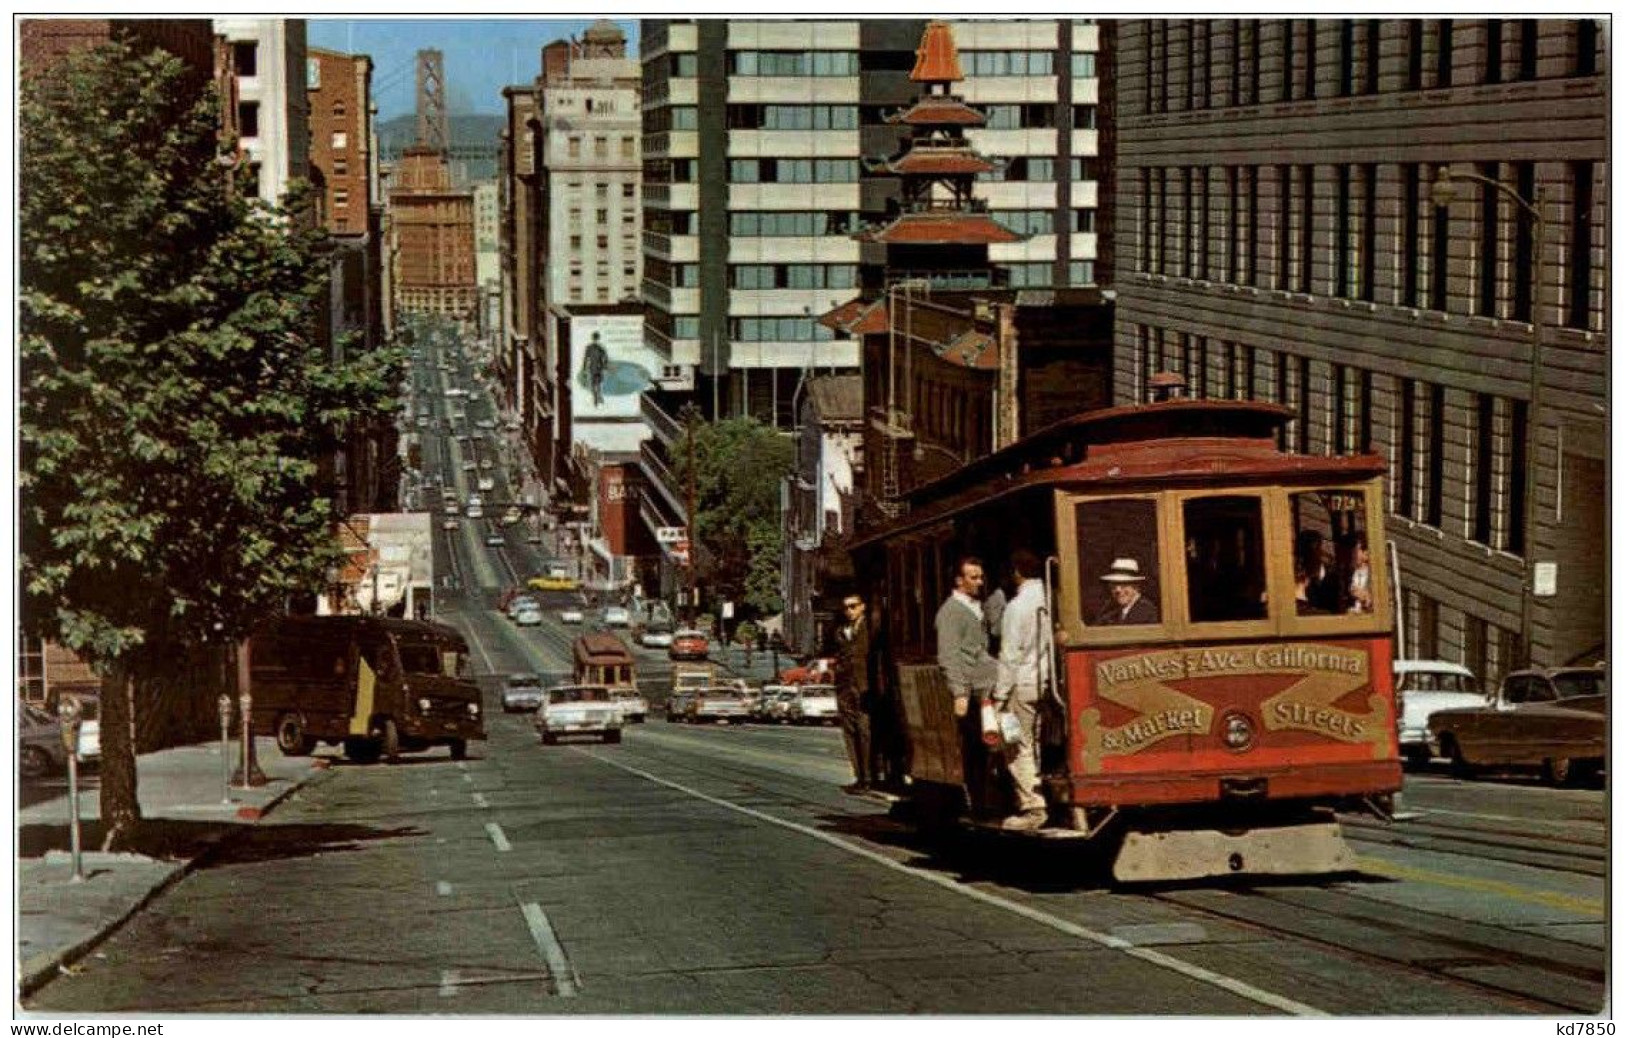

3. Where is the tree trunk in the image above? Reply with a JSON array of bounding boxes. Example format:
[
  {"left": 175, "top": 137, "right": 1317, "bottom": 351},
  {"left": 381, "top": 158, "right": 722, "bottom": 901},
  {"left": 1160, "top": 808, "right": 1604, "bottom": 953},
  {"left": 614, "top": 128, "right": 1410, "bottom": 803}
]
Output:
[{"left": 98, "top": 659, "right": 142, "bottom": 848}]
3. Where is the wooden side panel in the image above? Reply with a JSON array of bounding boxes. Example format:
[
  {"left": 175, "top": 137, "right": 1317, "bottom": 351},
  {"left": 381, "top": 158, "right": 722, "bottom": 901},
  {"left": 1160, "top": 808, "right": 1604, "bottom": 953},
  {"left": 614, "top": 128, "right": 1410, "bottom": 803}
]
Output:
[{"left": 898, "top": 663, "right": 963, "bottom": 786}]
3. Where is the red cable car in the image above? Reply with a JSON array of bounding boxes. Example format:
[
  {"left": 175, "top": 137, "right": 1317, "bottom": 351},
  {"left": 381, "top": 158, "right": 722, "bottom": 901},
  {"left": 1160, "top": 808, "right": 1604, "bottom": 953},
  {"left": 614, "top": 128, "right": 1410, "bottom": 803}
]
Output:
[{"left": 852, "top": 396, "right": 1401, "bottom": 882}]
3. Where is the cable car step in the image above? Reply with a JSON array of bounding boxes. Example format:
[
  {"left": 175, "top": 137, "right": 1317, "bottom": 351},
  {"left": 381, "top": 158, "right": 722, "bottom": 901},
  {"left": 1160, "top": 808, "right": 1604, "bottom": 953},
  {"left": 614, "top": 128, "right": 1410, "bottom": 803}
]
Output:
[{"left": 1112, "top": 820, "right": 1355, "bottom": 883}]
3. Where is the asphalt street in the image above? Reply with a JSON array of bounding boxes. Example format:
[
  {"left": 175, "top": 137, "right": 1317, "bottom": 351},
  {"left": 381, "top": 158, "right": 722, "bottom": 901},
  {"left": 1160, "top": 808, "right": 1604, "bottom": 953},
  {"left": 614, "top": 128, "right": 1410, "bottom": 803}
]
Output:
[{"left": 23, "top": 322, "right": 1603, "bottom": 1016}]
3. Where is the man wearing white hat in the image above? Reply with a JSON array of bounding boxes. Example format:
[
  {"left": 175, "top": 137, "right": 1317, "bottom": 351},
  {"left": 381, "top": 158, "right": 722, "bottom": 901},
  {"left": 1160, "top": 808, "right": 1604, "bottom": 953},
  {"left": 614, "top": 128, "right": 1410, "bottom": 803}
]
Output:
[{"left": 1094, "top": 558, "right": 1160, "bottom": 625}]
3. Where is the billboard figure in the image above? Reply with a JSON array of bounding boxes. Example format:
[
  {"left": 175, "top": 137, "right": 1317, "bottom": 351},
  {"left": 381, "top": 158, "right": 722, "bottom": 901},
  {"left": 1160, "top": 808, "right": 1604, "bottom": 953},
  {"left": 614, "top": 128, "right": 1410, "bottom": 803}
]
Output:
[{"left": 584, "top": 331, "right": 609, "bottom": 406}]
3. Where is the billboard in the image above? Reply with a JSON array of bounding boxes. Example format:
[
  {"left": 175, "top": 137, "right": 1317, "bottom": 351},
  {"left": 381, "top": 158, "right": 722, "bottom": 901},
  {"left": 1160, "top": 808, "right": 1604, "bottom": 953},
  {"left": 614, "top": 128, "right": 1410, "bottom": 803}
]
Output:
[{"left": 569, "top": 314, "right": 661, "bottom": 421}]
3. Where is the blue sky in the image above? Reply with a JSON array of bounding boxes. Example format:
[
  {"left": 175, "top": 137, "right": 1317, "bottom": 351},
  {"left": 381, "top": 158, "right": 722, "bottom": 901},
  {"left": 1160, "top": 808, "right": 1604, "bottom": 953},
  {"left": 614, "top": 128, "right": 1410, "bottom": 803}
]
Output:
[{"left": 307, "top": 19, "right": 639, "bottom": 121}]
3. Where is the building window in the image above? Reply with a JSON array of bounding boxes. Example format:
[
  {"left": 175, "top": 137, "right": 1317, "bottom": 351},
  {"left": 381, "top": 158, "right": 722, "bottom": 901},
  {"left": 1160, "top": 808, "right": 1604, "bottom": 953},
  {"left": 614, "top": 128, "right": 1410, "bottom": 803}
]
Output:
[
  {"left": 671, "top": 107, "right": 699, "bottom": 130},
  {"left": 1506, "top": 398, "right": 1528, "bottom": 555},
  {"left": 333, "top": 157, "right": 348, "bottom": 176},
  {"left": 1516, "top": 19, "right": 1538, "bottom": 81},
  {"left": 1576, "top": 20, "right": 1599, "bottom": 74},
  {"left": 1226, "top": 167, "right": 1240, "bottom": 282},
  {"left": 1072, "top": 105, "right": 1098, "bottom": 129},
  {"left": 1406, "top": 21, "right": 1424, "bottom": 90},
  {"left": 1071, "top": 52, "right": 1096, "bottom": 78},
  {"left": 1182, "top": 167, "right": 1195, "bottom": 278},
  {"left": 233, "top": 41, "right": 258, "bottom": 77},
  {"left": 1276, "top": 165, "right": 1292, "bottom": 290},
  {"left": 568, "top": 137, "right": 581, "bottom": 158},
  {"left": 238, "top": 101, "right": 260, "bottom": 138},
  {"left": 1302, "top": 20, "right": 1317, "bottom": 99},
  {"left": 1429, "top": 166, "right": 1449, "bottom": 311},
  {"left": 569, "top": 235, "right": 582, "bottom": 250},
  {"left": 1139, "top": 168, "right": 1153, "bottom": 273},
  {"left": 1511, "top": 161, "right": 1535, "bottom": 321},
  {"left": 1401, "top": 163, "right": 1421, "bottom": 307},
  {"left": 1280, "top": 19, "right": 1295, "bottom": 102},
  {"left": 1363, "top": 19, "right": 1380, "bottom": 94},
  {"left": 1339, "top": 20, "right": 1355, "bottom": 95},
  {"left": 333, "top": 188, "right": 349, "bottom": 208},
  {"left": 332, "top": 131, "right": 347, "bottom": 150},
  {"left": 1294, "top": 355, "right": 1311, "bottom": 454},
  {"left": 1335, "top": 165, "right": 1352, "bottom": 297},
  {"left": 1298, "top": 164, "right": 1314, "bottom": 293},
  {"left": 1471, "top": 393, "right": 1495, "bottom": 545},
  {"left": 1477, "top": 162, "right": 1499, "bottom": 316},
  {"left": 1435, "top": 19, "right": 1454, "bottom": 88},
  {"left": 729, "top": 51, "right": 859, "bottom": 77},
  {"left": 1358, "top": 163, "right": 1376, "bottom": 302},
  {"left": 1425, "top": 382, "right": 1444, "bottom": 527},
  {"left": 1068, "top": 260, "right": 1096, "bottom": 285},
  {"left": 1485, "top": 20, "right": 1504, "bottom": 84},
  {"left": 1566, "top": 160, "right": 1595, "bottom": 330},
  {"left": 1072, "top": 208, "right": 1097, "bottom": 234},
  {"left": 1397, "top": 378, "right": 1416, "bottom": 518},
  {"left": 1194, "top": 168, "right": 1209, "bottom": 279}
]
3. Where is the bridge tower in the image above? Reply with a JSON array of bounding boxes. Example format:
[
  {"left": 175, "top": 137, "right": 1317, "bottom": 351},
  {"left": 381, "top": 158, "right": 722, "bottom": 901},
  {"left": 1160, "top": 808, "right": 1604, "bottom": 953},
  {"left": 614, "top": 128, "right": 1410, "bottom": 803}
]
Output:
[{"left": 414, "top": 48, "right": 449, "bottom": 153}]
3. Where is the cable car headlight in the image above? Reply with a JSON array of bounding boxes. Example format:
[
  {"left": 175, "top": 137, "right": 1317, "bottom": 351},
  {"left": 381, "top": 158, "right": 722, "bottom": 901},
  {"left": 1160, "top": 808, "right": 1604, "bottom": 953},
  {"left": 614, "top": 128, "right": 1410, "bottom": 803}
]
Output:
[{"left": 1221, "top": 711, "right": 1256, "bottom": 752}]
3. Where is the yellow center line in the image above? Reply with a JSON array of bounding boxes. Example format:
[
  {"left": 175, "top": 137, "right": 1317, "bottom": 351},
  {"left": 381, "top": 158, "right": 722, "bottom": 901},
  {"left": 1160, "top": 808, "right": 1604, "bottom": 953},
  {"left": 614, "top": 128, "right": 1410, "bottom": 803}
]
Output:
[{"left": 1356, "top": 856, "right": 1603, "bottom": 915}]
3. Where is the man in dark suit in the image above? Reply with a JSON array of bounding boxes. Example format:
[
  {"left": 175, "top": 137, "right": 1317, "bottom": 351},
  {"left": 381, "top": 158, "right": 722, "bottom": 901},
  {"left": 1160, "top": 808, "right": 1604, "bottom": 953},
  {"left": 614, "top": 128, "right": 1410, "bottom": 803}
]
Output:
[
  {"left": 834, "top": 594, "right": 875, "bottom": 793},
  {"left": 1093, "top": 557, "right": 1160, "bottom": 625}
]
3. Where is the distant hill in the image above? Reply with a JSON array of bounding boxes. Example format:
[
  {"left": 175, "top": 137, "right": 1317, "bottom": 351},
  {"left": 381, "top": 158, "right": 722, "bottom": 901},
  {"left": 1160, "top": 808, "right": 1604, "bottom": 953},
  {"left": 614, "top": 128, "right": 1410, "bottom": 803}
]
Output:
[{"left": 379, "top": 113, "right": 503, "bottom": 184}]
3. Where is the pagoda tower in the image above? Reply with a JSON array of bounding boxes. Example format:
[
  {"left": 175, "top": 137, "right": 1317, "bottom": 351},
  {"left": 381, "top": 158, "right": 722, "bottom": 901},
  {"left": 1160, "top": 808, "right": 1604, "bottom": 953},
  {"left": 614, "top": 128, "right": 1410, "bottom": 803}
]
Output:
[{"left": 856, "top": 20, "right": 1023, "bottom": 292}]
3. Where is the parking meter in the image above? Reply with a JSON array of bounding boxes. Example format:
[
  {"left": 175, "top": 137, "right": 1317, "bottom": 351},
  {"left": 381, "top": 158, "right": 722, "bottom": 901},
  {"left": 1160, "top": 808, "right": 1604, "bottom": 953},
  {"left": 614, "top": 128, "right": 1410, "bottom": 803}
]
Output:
[
  {"left": 217, "top": 693, "right": 234, "bottom": 803},
  {"left": 56, "top": 695, "right": 85, "bottom": 882}
]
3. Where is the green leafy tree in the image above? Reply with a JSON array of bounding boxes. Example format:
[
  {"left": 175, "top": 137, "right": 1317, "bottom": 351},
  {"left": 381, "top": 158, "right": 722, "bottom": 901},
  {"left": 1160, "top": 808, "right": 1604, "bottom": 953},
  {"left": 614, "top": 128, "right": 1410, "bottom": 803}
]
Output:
[
  {"left": 19, "top": 43, "right": 401, "bottom": 843},
  {"left": 673, "top": 414, "right": 794, "bottom": 616}
]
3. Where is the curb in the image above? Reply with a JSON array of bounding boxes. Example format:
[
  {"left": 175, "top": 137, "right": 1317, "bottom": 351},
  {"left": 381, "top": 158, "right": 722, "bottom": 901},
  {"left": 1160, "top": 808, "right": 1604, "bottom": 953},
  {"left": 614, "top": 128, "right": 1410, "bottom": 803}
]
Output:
[{"left": 17, "top": 765, "right": 326, "bottom": 1000}]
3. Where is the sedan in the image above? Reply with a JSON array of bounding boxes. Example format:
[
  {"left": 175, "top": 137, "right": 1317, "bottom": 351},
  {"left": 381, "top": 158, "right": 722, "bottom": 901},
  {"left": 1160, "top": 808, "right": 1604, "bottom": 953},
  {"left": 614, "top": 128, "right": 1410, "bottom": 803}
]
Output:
[
  {"left": 1428, "top": 666, "right": 1606, "bottom": 785},
  {"left": 535, "top": 685, "right": 622, "bottom": 745},
  {"left": 559, "top": 606, "right": 585, "bottom": 625},
  {"left": 640, "top": 629, "right": 674, "bottom": 649},
  {"left": 477, "top": 476, "right": 495, "bottom": 492},
  {"left": 669, "top": 630, "right": 709, "bottom": 661},
  {"left": 501, "top": 675, "right": 546, "bottom": 713},
  {"left": 514, "top": 605, "right": 544, "bottom": 627},
  {"left": 485, "top": 533, "right": 505, "bottom": 548},
  {"left": 603, "top": 606, "right": 630, "bottom": 627},
  {"left": 18, "top": 703, "right": 69, "bottom": 779},
  {"left": 789, "top": 685, "right": 840, "bottom": 725},
  {"left": 442, "top": 518, "right": 461, "bottom": 532}
]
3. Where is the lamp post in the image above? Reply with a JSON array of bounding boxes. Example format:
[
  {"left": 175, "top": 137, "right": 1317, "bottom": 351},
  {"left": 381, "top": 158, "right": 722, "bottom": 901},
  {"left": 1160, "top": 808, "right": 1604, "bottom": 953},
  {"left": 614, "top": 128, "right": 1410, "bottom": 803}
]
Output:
[{"left": 1430, "top": 165, "right": 1545, "bottom": 667}]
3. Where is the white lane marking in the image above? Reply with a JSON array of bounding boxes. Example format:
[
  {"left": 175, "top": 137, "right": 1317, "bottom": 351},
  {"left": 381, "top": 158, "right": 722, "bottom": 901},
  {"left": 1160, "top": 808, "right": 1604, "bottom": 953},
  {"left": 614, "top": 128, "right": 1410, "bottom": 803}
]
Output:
[
  {"left": 463, "top": 618, "right": 498, "bottom": 672},
  {"left": 521, "top": 902, "right": 580, "bottom": 997},
  {"left": 436, "top": 881, "right": 453, "bottom": 897},
  {"left": 472, "top": 792, "right": 489, "bottom": 808},
  {"left": 439, "top": 969, "right": 461, "bottom": 997},
  {"left": 462, "top": 772, "right": 473, "bottom": 783},
  {"left": 485, "top": 822, "right": 511, "bottom": 852},
  {"left": 585, "top": 752, "right": 1323, "bottom": 1017}
]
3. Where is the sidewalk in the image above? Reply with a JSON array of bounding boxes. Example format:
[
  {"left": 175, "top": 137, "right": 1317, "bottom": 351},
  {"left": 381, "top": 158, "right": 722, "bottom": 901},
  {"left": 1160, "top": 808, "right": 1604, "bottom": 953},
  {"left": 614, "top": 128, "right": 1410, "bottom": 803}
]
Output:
[{"left": 16, "top": 737, "right": 320, "bottom": 997}]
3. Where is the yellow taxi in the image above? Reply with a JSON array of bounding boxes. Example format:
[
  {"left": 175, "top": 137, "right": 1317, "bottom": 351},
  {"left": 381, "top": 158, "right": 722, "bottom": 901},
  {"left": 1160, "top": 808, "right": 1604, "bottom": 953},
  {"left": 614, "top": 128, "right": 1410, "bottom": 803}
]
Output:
[{"left": 528, "top": 567, "right": 578, "bottom": 592}]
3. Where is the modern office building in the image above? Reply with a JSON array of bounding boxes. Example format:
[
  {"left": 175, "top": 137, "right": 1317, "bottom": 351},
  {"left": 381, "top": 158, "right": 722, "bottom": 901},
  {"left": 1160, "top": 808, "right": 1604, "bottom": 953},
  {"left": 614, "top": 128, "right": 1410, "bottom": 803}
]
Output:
[
  {"left": 1114, "top": 18, "right": 1608, "bottom": 684},
  {"left": 637, "top": 18, "right": 1103, "bottom": 428}
]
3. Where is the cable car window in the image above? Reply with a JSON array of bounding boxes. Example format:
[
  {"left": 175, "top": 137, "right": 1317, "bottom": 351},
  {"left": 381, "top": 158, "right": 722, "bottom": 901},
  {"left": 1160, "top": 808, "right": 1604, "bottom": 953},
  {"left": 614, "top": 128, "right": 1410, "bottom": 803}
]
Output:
[
  {"left": 1290, "top": 489, "right": 1372, "bottom": 616},
  {"left": 1076, "top": 499, "right": 1162, "bottom": 626},
  {"left": 1183, "top": 495, "right": 1267, "bottom": 623}
]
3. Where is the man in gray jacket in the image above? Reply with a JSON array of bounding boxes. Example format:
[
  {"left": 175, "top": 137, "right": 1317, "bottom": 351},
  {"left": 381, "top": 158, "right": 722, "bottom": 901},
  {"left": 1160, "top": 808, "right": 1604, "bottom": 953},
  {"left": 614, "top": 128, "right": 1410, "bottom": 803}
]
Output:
[{"left": 935, "top": 556, "right": 998, "bottom": 812}]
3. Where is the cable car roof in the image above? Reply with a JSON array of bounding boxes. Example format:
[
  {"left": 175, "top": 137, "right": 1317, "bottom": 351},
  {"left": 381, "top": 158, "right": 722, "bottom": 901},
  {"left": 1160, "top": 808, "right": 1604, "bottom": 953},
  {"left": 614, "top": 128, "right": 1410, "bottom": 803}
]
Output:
[{"left": 854, "top": 399, "right": 1387, "bottom": 551}]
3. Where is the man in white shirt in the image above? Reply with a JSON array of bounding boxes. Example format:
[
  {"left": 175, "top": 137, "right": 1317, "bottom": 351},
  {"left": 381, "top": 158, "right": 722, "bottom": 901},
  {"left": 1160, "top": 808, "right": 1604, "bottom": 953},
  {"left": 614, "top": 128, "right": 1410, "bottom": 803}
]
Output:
[{"left": 993, "top": 549, "right": 1051, "bottom": 830}]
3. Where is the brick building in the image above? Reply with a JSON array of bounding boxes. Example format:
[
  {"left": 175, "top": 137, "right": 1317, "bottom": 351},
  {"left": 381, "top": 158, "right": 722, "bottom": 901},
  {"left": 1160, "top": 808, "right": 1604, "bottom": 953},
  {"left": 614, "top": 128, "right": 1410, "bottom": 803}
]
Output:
[
  {"left": 1114, "top": 19, "right": 1608, "bottom": 684},
  {"left": 19, "top": 18, "right": 215, "bottom": 86},
  {"left": 389, "top": 146, "right": 478, "bottom": 321}
]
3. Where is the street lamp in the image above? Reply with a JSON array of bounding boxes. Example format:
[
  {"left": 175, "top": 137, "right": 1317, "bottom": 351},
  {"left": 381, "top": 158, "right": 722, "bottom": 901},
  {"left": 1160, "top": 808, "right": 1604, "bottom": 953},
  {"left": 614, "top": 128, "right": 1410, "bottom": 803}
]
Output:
[{"left": 1430, "top": 164, "right": 1545, "bottom": 667}]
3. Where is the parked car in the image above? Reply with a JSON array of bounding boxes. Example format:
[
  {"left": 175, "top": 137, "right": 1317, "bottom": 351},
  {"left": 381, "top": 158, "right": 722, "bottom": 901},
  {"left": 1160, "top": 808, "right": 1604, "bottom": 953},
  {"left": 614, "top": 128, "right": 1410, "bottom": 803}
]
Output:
[
  {"left": 18, "top": 703, "right": 70, "bottom": 779},
  {"left": 666, "top": 689, "right": 695, "bottom": 722},
  {"left": 514, "top": 604, "right": 544, "bottom": 627},
  {"left": 669, "top": 630, "right": 709, "bottom": 661},
  {"left": 502, "top": 674, "right": 546, "bottom": 713},
  {"left": 690, "top": 688, "right": 751, "bottom": 724},
  {"left": 485, "top": 533, "right": 505, "bottom": 548},
  {"left": 1394, "top": 660, "right": 1487, "bottom": 766},
  {"left": 752, "top": 685, "right": 790, "bottom": 722},
  {"left": 767, "top": 688, "right": 800, "bottom": 724},
  {"left": 603, "top": 605, "right": 631, "bottom": 627},
  {"left": 788, "top": 684, "right": 840, "bottom": 725},
  {"left": 442, "top": 517, "right": 461, "bottom": 531},
  {"left": 559, "top": 606, "right": 585, "bottom": 625},
  {"left": 505, "top": 593, "right": 540, "bottom": 619},
  {"left": 535, "top": 684, "right": 622, "bottom": 745},
  {"left": 1427, "top": 666, "right": 1607, "bottom": 785},
  {"left": 612, "top": 688, "right": 649, "bottom": 723}
]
